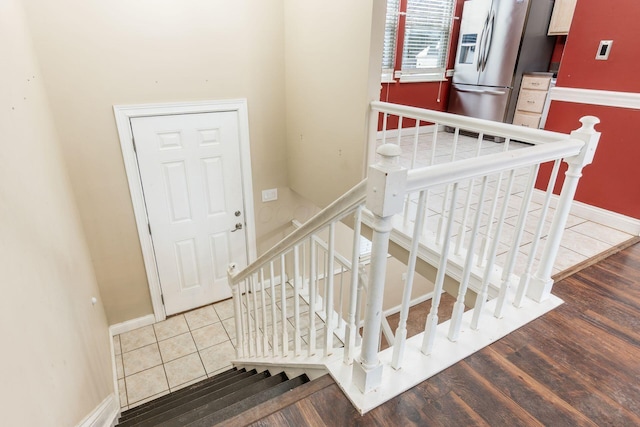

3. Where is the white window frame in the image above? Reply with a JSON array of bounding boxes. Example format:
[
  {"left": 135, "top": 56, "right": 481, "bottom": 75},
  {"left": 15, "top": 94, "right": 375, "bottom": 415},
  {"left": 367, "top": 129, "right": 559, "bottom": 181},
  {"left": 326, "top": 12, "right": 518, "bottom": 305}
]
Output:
[{"left": 382, "top": 0, "right": 456, "bottom": 83}]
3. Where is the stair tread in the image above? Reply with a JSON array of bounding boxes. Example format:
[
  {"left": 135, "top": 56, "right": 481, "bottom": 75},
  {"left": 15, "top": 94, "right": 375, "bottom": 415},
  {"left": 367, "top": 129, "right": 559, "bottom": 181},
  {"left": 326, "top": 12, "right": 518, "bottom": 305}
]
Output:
[
  {"left": 218, "top": 374, "right": 335, "bottom": 427},
  {"left": 122, "top": 371, "right": 273, "bottom": 427},
  {"left": 187, "top": 374, "right": 310, "bottom": 427},
  {"left": 157, "top": 372, "right": 289, "bottom": 427},
  {"left": 119, "top": 367, "right": 246, "bottom": 422}
]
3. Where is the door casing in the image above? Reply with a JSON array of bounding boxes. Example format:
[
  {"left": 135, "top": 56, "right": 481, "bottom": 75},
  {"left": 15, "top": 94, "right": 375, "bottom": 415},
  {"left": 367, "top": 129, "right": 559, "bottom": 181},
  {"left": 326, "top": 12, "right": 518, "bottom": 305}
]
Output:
[{"left": 114, "top": 99, "right": 257, "bottom": 322}]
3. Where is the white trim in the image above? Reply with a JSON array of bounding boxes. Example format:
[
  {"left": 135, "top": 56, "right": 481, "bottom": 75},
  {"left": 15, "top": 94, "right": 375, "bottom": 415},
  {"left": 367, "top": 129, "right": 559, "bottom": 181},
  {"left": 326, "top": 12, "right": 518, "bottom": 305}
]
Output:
[
  {"left": 109, "top": 329, "right": 121, "bottom": 421},
  {"left": 113, "top": 99, "right": 257, "bottom": 323},
  {"left": 531, "top": 189, "right": 640, "bottom": 236},
  {"left": 549, "top": 87, "right": 640, "bottom": 110},
  {"left": 376, "top": 124, "right": 442, "bottom": 140},
  {"left": 75, "top": 394, "right": 120, "bottom": 427},
  {"left": 109, "top": 314, "right": 156, "bottom": 337}
]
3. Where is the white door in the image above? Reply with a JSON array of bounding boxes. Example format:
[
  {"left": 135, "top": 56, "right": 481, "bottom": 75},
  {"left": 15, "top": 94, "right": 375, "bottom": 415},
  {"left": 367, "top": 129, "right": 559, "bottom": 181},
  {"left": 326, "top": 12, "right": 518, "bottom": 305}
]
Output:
[{"left": 131, "top": 112, "right": 248, "bottom": 315}]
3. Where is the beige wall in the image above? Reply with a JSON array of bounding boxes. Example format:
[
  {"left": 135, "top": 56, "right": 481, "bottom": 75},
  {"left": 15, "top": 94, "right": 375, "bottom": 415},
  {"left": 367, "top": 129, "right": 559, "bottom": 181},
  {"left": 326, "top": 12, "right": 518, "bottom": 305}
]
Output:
[
  {"left": 284, "top": 0, "right": 386, "bottom": 208},
  {"left": 19, "top": 0, "right": 386, "bottom": 325},
  {"left": 0, "top": 1, "right": 113, "bottom": 424},
  {"left": 21, "top": 0, "right": 291, "bottom": 324}
]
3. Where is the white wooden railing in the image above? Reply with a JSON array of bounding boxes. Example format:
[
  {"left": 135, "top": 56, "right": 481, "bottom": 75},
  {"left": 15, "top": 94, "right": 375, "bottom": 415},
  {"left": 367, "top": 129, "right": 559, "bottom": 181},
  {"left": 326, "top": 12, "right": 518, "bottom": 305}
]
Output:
[{"left": 228, "top": 102, "right": 600, "bottom": 413}]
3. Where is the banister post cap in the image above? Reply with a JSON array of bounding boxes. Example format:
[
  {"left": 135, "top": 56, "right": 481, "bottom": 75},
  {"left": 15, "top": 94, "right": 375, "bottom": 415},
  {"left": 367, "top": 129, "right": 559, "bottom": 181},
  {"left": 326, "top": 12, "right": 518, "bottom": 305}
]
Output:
[
  {"left": 376, "top": 143, "right": 402, "bottom": 158},
  {"left": 578, "top": 116, "right": 600, "bottom": 133},
  {"left": 376, "top": 143, "right": 402, "bottom": 169}
]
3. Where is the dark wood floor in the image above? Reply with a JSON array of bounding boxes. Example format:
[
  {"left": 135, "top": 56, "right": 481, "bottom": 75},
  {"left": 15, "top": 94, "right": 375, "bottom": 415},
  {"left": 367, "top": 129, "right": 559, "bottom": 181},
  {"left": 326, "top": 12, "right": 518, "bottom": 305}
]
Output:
[{"left": 236, "top": 239, "right": 640, "bottom": 426}]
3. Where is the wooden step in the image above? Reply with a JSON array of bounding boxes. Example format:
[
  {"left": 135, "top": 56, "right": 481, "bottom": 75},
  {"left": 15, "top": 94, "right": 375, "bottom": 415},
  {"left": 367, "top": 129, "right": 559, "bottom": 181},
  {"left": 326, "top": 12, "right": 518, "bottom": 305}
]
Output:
[
  {"left": 118, "top": 368, "right": 246, "bottom": 422},
  {"left": 187, "top": 374, "right": 310, "bottom": 426},
  {"left": 157, "top": 372, "right": 290, "bottom": 427},
  {"left": 118, "top": 370, "right": 271, "bottom": 427}
]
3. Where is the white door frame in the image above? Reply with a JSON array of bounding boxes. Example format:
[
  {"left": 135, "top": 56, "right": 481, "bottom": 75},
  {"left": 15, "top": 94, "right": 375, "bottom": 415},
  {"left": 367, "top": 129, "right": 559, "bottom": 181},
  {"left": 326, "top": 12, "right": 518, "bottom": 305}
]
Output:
[{"left": 113, "top": 99, "right": 257, "bottom": 322}]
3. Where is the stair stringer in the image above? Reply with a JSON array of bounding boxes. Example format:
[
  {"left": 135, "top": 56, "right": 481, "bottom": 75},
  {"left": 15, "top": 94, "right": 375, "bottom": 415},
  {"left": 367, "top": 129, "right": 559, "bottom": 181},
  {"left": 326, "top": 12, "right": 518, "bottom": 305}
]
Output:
[{"left": 232, "top": 350, "right": 342, "bottom": 381}]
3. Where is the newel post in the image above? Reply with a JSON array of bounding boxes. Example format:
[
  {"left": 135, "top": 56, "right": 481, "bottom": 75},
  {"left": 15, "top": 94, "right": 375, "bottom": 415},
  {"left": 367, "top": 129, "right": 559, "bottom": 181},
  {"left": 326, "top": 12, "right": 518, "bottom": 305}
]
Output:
[
  {"left": 352, "top": 144, "right": 407, "bottom": 394},
  {"left": 528, "top": 116, "right": 600, "bottom": 302},
  {"left": 227, "top": 263, "right": 244, "bottom": 358}
]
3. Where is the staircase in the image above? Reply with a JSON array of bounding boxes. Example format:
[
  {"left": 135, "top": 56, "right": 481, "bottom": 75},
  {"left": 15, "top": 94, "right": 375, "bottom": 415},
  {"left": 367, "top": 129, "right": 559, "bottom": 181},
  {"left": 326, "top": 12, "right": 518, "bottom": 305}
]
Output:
[
  {"left": 226, "top": 102, "right": 602, "bottom": 413},
  {"left": 115, "top": 368, "right": 309, "bottom": 426}
]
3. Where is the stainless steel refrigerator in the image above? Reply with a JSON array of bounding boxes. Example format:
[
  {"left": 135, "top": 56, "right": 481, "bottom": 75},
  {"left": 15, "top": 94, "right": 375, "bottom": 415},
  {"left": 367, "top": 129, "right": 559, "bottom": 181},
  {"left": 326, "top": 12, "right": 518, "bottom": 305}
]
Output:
[{"left": 447, "top": 0, "right": 555, "bottom": 123}]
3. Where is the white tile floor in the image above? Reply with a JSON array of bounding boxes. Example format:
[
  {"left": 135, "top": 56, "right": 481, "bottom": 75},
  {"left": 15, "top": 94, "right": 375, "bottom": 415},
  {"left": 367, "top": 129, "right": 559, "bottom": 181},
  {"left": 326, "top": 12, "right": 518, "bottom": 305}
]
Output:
[
  {"left": 388, "top": 129, "right": 635, "bottom": 276},
  {"left": 114, "top": 301, "right": 237, "bottom": 410},
  {"left": 114, "top": 130, "right": 635, "bottom": 411}
]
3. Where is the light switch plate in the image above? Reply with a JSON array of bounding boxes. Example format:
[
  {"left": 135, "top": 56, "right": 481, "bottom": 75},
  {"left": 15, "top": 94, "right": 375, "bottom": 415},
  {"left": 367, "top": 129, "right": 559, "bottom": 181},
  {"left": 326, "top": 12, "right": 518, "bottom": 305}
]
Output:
[
  {"left": 262, "top": 188, "right": 278, "bottom": 202},
  {"left": 596, "top": 40, "right": 613, "bottom": 60}
]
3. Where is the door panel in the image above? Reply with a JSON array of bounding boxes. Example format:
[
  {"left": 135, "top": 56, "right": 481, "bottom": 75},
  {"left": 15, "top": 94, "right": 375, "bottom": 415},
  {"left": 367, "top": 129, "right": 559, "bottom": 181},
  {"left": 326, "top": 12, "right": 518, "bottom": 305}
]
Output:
[
  {"left": 477, "top": 0, "right": 529, "bottom": 87},
  {"left": 448, "top": 83, "right": 512, "bottom": 122},
  {"left": 452, "top": 0, "right": 491, "bottom": 85},
  {"left": 132, "top": 112, "right": 247, "bottom": 315}
]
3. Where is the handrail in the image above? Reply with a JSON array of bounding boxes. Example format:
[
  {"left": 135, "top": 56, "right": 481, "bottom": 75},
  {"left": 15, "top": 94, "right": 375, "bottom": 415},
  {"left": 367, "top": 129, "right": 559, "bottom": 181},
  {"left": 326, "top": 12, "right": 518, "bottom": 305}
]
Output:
[
  {"left": 405, "top": 138, "right": 584, "bottom": 192},
  {"left": 372, "top": 101, "right": 571, "bottom": 144},
  {"left": 229, "top": 101, "right": 601, "bottom": 413},
  {"left": 230, "top": 179, "right": 367, "bottom": 284}
]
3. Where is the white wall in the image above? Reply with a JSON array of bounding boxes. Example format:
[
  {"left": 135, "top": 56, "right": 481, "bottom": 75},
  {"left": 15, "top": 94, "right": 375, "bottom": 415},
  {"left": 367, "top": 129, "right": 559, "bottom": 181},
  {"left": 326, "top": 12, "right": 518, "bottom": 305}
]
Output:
[{"left": 0, "top": 1, "right": 113, "bottom": 424}]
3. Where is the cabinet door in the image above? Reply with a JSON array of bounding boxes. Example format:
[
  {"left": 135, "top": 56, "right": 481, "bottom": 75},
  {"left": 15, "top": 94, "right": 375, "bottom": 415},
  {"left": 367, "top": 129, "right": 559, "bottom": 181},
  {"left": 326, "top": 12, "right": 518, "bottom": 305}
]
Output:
[
  {"left": 521, "top": 75, "right": 552, "bottom": 91},
  {"left": 548, "top": 0, "right": 577, "bottom": 35},
  {"left": 513, "top": 112, "right": 541, "bottom": 129},
  {"left": 515, "top": 90, "right": 548, "bottom": 114}
]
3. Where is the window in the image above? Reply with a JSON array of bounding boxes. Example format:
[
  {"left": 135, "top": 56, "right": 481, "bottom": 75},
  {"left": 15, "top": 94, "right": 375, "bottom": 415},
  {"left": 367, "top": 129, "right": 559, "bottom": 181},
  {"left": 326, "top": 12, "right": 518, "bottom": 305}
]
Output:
[{"left": 383, "top": 0, "right": 456, "bottom": 83}]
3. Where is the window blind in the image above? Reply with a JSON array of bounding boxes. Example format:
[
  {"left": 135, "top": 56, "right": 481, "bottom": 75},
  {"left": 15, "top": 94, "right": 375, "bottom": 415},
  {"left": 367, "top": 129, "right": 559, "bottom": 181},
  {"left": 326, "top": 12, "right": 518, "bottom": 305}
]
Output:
[
  {"left": 382, "top": 0, "right": 400, "bottom": 81},
  {"left": 401, "top": 0, "right": 455, "bottom": 79}
]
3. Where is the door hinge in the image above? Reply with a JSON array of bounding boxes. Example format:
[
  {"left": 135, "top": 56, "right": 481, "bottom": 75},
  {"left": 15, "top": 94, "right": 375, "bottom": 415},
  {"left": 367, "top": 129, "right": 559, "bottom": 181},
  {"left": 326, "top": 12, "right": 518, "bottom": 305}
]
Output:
[
  {"left": 148, "top": 223, "right": 152, "bottom": 235},
  {"left": 160, "top": 294, "right": 164, "bottom": 305},
  {"left": 132, "top": 135, "right": 137, "bottom": 153}
]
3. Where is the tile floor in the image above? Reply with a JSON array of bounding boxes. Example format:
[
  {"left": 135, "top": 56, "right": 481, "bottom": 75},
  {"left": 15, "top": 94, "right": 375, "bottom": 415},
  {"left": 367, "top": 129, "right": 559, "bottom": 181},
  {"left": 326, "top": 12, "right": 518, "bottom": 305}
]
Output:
[
  {"left": 114, "top": 130, "right": 636, "bottom": 411},
  {"left": 114, "top": 300, "right": 237, "bottom": 410},
  {"left": 388, "top": 130, "right": 636, "bottom": 275}
]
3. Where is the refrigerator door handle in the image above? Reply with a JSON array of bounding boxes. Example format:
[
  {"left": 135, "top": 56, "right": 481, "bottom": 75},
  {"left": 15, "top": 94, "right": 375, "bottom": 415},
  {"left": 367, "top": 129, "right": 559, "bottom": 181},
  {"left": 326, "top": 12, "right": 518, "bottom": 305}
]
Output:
[
  {"left": 481, "top": 11, "right": 496, "bottom": 71},
  {"left": 476, "top": 12, "right": 491, "bottom": 72},
  {"left": 454, "top": 86, "right": 506, "bottom": 96}
]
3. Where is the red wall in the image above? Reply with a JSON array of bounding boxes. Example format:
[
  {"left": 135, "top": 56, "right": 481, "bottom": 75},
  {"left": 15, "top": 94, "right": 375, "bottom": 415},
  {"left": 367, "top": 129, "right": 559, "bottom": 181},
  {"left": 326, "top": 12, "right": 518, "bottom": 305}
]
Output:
[
  {"left": 379, "top": 0, "right": 465, "bottom": 122},
  {"left": 555, "top": 0, "right": 640, "bottom": 92},
  {"left": 542, "top": 0, "right": 640, "bottom": 219},
  {"left": 541, "top": 103, "right": 640, "bottom": 219}
]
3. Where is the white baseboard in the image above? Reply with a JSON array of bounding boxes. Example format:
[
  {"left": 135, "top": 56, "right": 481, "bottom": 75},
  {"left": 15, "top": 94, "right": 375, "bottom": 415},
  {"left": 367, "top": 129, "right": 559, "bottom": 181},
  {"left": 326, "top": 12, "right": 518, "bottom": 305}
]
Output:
[
  {"left": 109, "top": 329, "right": 121, "bottom": 422},
  {"left": 109, "top": 314, "right": 156, "bottom": 336},
  {"left": 569, "top": 199, "right": 640, "bottom": 235},
  {"left": 75, "top": 394, "right": 120, "bottom": 427},
  {"left": 531, "top": 189, "right": 640, "bottom": 235},
  {"left": 377, "top": 124, "right": 441, "bottom": 140}
]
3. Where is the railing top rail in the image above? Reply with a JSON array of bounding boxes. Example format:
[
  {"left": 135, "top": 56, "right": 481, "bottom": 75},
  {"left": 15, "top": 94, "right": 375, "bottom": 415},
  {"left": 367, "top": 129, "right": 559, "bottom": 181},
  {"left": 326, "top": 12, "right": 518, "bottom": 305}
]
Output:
[
  {"left": 230, "top": 180, "right": 367, "bottom": 285},
  {"left": 405, "top": 138, "right": 584, "bottom": 193},
  {"left": 371, "top": 101, "right": 570, "bottom": 145}
]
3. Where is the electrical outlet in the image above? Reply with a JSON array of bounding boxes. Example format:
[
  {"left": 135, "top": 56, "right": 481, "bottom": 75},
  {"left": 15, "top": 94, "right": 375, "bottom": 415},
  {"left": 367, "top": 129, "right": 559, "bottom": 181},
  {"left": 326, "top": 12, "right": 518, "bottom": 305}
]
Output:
[
  {"left": 596, "top": 40, "right": 613, "bottom": 60},
  {"left": 262, "top": 188, "right": 278, "bottom": 202}
]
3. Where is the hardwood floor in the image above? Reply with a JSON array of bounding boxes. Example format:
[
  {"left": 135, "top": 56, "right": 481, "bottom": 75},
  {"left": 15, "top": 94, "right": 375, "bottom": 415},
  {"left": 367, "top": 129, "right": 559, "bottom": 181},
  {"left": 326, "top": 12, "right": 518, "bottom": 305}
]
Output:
[{"left": 246, "top": 239, "right": 640, "bottom": 426}]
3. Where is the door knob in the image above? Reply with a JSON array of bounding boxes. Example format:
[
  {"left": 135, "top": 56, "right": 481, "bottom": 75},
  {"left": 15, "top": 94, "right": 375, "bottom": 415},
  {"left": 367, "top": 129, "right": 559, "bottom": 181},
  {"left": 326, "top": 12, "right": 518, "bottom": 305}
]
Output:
[
  {"left": 231, "top": 223, "right": 243, "bottom": 232},
  {"left": 235, "top": 211, "right": 241, "bottom": 217}
]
